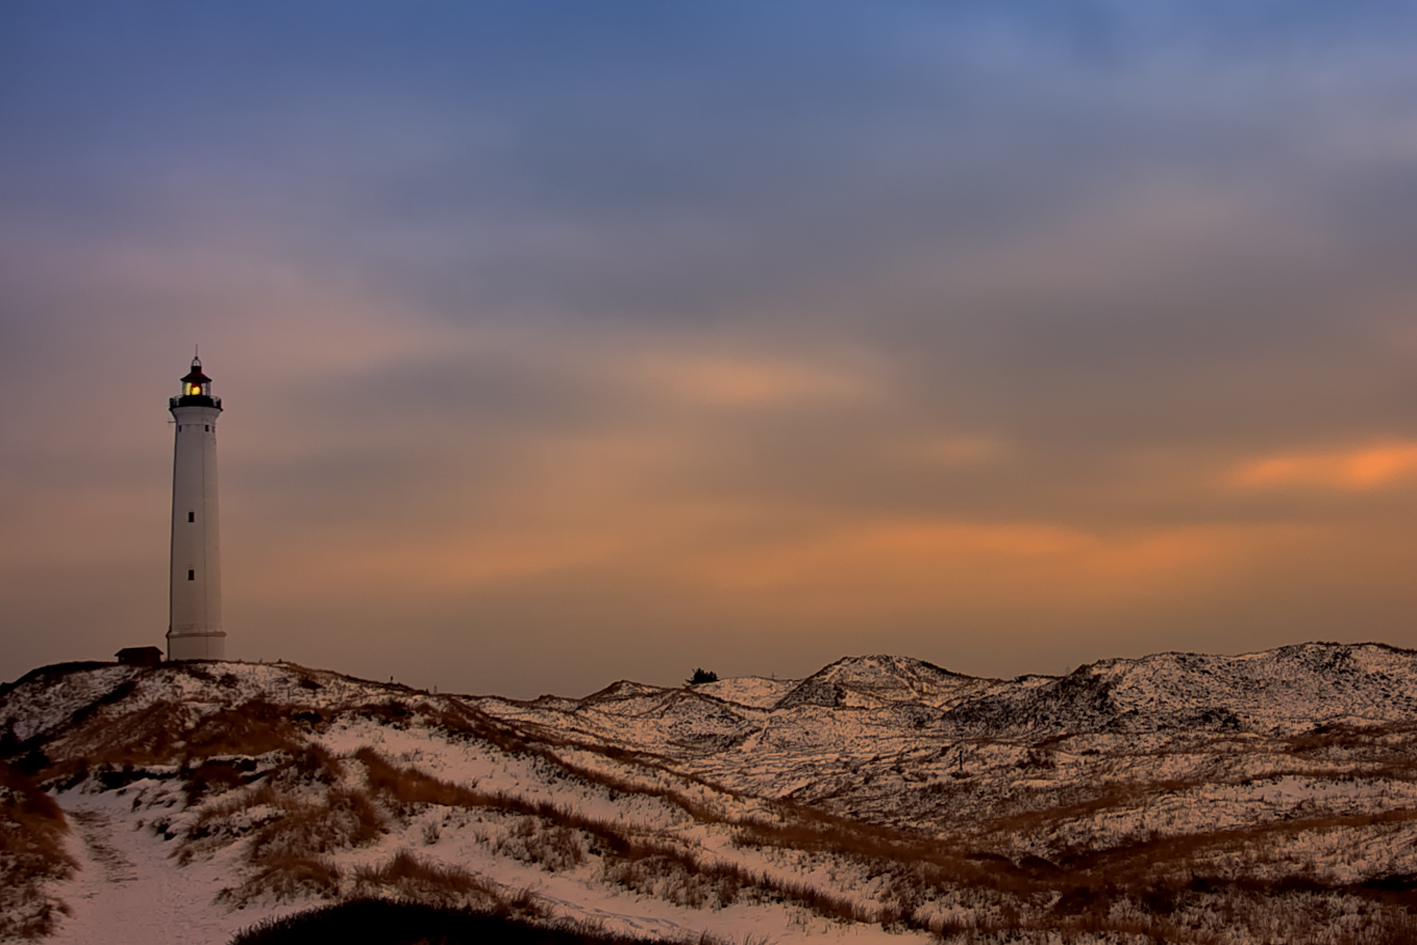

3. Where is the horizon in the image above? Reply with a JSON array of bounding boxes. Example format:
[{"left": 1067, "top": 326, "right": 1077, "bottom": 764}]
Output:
[
  {"left": 5, "top": 2, "right": 1417, "bottom": 699},
  {"left": 7, "top": 638, "right": 1407, "bottom": 702}
]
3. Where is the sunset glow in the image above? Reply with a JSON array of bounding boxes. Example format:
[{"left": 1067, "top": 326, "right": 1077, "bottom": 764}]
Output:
[
  {"left": 4, "top": 2, "right": 1417, "bottom": 697},
  {"left": 1233, "top": 443, "right": 1417, "bottom": 491}
]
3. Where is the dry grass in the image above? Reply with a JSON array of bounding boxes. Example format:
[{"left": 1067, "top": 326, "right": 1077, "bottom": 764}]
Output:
[
  {"left": 603, "top": 842, "right": 878, "bottom": 922},
  {"left": 200, "top": 743, "right": 343, "bottom": 805},
  {"left": 352, "top": 709, "right": 744, "bottom": 831},
  {"left": 182, "top": 757, "right": 259, "bottom": 806},
  {"left": 37, "top": 699, "right": 192, "bottom": 779},
  {"left": 494, "top": 817, "right": 586, "bottom": 871},
  {"left": 246, "top": 789, "right": 385, "bottom": 862},
  {"left": 0, "top": 760, "right": 75, "bottom": 939},
  {"left": 355, "top": 748, "right": 627, "bottom": 834},
  {"left": 355, "top": 747, "right": 482, "bottom": 810},
  {"left": 733, "top": 807, "right": 1023, "bottom": 896},
  {"left": 190, "top": 780, "right": 283, "bottom": 825},
  {"left": 390, "top": 696, "right": 751, "bottom": 824},
  {"left": 720, "top": 789, "right": 1417, "bottom": 942},
  {"left": 180, "top": 780, "right": 384, "bottom": 889},
  {"left": 36, "top": 697, "right": 317, "bottom": 791},
  {"left": 181, "top": 700, "right": 306, "bottom": 759},
  {"left": 177, "top": 746, "right": 366, "bottom": 861},
  {"left": 352, "top": 749, "right": 885, "bottom": 925},
  {"left": 351, "top": 849, "right": 543, "bottom": 915},
  {"left": 606, "top": 854, "right": 750, "bottom": 910},
  {"left": 217, "top": 854, "right": 342, "bottom": 907},
  {"left": 1049, "top": 805, "right": 1417, "bottom": 888},
  {"left": 980, "top": 778, "right": 1199, "bottom": 836},
  {"left": 190, "top": 764, "right": 385, "bottom": 907}
]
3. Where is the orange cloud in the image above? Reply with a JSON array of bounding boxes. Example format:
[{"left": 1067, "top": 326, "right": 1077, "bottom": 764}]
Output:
[
  {"left": 1231, "top": 442, "right": 1417, "bottom": 491},
  {"left": 677, "top": 520, "right": 1308, "bottom": 617},
  {"left": 243, "top": 514, "right": 1303, "bottom": 626},
  {"left": 634, "top": 353, "right": 872, "bottom": 407}
]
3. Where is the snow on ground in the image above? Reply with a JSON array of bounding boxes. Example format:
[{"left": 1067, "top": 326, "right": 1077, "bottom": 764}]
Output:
[
  {"left": 694, "top": 676, "right": 801, "bottom": 709},
  {"left": 38, "top": 731, "right": 934, "bottom": 945},
  {"left": 51, "top": 786, "right": 308, "bottom": 945},
  {"left": 9, "top": 643, "right": 1417, "bottom": 943}
]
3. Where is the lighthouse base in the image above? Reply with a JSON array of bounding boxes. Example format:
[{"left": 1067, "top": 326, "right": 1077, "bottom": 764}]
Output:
[{"left": 167, "top": 630, "right": 227, "bottom": 661}]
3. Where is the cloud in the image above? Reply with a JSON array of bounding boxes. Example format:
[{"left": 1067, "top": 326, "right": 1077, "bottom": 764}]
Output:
[
  {"left": 630, "top": 351, "right": 877, "bottom": 408},
  {"left": 1231, "top": 442, "right": 1417, "bottom": 491},
  {"left": 672, "top": 519, "right": 1308, "bottom": 617}
]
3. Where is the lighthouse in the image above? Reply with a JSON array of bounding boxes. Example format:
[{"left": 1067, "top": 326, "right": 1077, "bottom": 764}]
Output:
[{"left": 167, "top": 356, "right": 226, "bottom": 660}]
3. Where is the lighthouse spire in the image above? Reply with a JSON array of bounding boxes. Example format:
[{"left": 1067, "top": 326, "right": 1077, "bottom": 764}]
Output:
[{"left": 167, "top": 355, "right": 225, "bottom": 660}]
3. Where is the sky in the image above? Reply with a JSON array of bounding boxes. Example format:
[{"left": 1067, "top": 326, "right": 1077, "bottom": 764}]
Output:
[{"left": 5, "top": 1, "right": 1417, "bottom": 698}]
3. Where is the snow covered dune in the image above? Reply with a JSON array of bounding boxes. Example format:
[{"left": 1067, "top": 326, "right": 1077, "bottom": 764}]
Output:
[{"left": 5, "top": 643, "right": 1417, "bottom": 944}]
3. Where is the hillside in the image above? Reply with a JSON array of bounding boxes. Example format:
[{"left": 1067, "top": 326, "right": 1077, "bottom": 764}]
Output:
[{"left": 4, "top": 643, "right": 1417, "bottom": 944}]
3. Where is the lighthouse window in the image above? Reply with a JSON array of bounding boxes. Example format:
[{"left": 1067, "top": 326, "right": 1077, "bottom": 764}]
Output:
[
  {"left": 205, "top": 425, "right": 210, "bottom": 432},
  {"left": 188, "top": 569, "right": 195, "bottom": 581},
  {"left": 188, "top": 512, "right": 195, "bottom": 522}
]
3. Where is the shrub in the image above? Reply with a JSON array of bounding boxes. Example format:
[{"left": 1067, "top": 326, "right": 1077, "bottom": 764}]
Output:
[{"left": 686, "top": 669, "right": 719, "bottom": 685}]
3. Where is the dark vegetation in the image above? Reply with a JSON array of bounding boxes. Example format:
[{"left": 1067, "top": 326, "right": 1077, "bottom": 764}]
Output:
[
  {"left": 685, "top": 669, "right": 718, "bottom": 685},
  {"left": 229, "top": 898, "right": 705, "bottom": 945}
]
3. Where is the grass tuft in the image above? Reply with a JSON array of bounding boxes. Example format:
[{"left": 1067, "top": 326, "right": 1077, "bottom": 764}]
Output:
[{"left": 351, "top": 849, "right": 540, "bottom": 914}]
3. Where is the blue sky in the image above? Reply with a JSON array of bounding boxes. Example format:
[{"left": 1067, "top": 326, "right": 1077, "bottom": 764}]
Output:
[{"left": 5, "top": 2, "right": 1417, "bottom": 696}]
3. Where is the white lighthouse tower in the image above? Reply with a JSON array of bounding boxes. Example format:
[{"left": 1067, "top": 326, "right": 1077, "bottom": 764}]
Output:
[{"left": 167, "top": 356, "right": 226, "bottom": 660}]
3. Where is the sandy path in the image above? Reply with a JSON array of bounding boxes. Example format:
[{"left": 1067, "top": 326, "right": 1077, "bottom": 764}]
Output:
[{"left": 50, "top": 792, "right": 284, "bottom": 945}]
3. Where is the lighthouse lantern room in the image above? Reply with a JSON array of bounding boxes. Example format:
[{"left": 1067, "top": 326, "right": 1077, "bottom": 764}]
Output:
[{"left": 167, "top": 356, "right": 226, "bottom": 660}]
